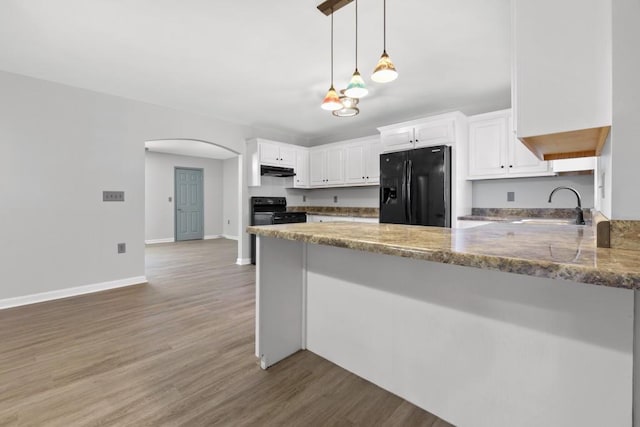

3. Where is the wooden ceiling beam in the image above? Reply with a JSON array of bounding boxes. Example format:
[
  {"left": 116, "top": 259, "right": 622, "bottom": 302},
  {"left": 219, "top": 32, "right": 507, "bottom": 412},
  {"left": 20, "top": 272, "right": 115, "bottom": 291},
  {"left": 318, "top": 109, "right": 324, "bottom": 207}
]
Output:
[{"left": 317, "top": 0, "right": 354, "bottom": 16}]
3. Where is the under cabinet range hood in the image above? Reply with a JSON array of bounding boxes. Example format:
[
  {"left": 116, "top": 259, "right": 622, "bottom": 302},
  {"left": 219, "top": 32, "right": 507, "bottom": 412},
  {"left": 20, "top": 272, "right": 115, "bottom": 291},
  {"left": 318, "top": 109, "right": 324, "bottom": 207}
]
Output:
[{"left": 260, "top": 165, "right": 296, "bottom": 177}]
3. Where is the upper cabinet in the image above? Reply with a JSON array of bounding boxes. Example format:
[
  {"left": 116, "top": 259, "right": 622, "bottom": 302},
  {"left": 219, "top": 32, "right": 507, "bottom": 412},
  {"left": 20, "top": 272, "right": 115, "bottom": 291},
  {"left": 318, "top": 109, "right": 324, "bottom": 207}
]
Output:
[
  {"left": 246, "top": 138, "right": 304, "bottom": 187},
  {"left": 344, "top": 137, "right": 383, "bottom": 186},
  {"left": 512, "top": 0, "right": 611, "bottom": 160},
  {"left": 468, "top": 109, "right": 552, "bottom": 180},
  {"left": 379, "top": 115, "right": 458, "bottom": 153},
  {"left": 309, "top": 145, "right": 345, "bottom": 188},
  {"left": 293, "top": 149, "right": 309, "bottom": 188},
  {"left": 259, "top": 139, "right": 296, "bottom": 167}
]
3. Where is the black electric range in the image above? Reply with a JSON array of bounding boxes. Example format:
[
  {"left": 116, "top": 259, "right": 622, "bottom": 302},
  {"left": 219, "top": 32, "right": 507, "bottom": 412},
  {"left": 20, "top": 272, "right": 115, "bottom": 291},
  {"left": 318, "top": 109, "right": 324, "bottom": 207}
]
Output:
[{"left": 250, "top": 197, "right": 306, "bottom": 264}]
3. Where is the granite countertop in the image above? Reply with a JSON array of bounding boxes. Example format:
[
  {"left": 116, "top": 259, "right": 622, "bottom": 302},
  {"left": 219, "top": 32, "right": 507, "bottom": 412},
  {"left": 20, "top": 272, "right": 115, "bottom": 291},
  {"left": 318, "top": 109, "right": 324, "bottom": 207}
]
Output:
[
  {"left": 459, "top": 208, "right": 592, "bottom": 222},
  {"left": 247, "top": 222, "right": 640, "bottom": 289},
  {"left": 287, "top": 206, "right": 379, "bottom": 218}
]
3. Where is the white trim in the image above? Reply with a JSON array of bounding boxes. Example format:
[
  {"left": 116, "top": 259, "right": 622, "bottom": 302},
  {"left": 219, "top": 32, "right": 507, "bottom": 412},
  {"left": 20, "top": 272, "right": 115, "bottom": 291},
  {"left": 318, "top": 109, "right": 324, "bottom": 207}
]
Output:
[
  {"left": 0, "top": 276, "right": 147, "bottom": 310},
  {"left": 145, "top": 238, "right": 175, "bottom": 244},
  {"left": 204, "top": 234, "right": 222, "bottom": 240},
  {"left": 236, "top": 257, "right": 252, "bottom": 266},
  {"left": 222, "top": 234, "right": 239, "bottom": 241}
]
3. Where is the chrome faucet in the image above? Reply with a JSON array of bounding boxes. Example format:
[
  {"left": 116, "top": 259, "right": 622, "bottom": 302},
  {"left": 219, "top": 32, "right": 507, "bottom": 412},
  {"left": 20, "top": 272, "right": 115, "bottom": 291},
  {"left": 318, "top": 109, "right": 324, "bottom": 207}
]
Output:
[{"left": 548, "top": 186, "right": 585, "bottom": 225}]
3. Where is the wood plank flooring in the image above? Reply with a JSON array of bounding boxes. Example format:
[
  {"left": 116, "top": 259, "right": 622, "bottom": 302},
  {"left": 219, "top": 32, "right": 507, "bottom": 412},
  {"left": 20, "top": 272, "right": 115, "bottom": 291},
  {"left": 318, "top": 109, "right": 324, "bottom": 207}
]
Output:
[{"left": 0, "top": 239, "right": 453, "bottom": 426}]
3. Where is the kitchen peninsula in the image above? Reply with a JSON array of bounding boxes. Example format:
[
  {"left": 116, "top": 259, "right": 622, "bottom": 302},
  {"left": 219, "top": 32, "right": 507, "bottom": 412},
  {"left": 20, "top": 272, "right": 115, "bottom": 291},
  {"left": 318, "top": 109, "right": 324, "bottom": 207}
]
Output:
[{"left": 248, "top": 221, "right": 640, "bottom": 427}]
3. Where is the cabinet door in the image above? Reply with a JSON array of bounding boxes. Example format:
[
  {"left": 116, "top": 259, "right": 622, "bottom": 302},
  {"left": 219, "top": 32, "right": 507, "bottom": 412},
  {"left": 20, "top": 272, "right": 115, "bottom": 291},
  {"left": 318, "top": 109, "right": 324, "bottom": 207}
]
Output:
[
  {"left": 278, "top": 145, "right": 296, "bottom": 167},
  {"left": 507, "top": 115, "right": 551, "bottom": 176},
  {"left": 344, "top": 144, "right": 366, "bottom": 185},
  {"left": 259, "top": 141, "right": 281, "bottom": 166},
  {"left": 309, "top": 149, "right": 326, "bottom": 187},
  {"left": 468, "top": 117, "right": 507, "bottom": 178},
  {"left": 381, "top": 128, "right": 414, "bottom": 152},
  {"left": 513, "top": 0, "right": 611, "bottom": 138},
  {"left": 364, "top": 139, "right": 383, "bottom": 184},
  {"left": 294, "top": 149, "right": 309, "bottom": 188},
  {"left": 325, "top": 147, "right": 345, "bottom": 185},
  {"left": 414, "top": 120, "right": 455, "bottom": 148}
]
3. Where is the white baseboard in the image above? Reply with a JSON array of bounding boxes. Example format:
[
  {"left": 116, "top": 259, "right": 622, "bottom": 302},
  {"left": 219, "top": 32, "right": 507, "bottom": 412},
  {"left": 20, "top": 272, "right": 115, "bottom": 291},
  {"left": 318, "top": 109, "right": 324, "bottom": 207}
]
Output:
[
  {"left": 145, "top": 238, "right": 174, "bottom": 244},
  {"left": 204, "top": 234, "right": 222, "bottom": 240},
  {"left": 0, "top": 276, "right": 147, "bottom": 310},
  {"left": 222, "top": 234, "right": 239, "bottom": 241},
  {"left": 236, "top": 258, "right": 252, "bottom": 266}
]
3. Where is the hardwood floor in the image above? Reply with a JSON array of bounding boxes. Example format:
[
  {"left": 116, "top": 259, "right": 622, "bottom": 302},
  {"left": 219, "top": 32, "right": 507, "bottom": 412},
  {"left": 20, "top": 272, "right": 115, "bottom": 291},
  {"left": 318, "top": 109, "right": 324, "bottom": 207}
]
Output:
[{"left": 0, "top": 239, "right": 452, "bottom": 426}]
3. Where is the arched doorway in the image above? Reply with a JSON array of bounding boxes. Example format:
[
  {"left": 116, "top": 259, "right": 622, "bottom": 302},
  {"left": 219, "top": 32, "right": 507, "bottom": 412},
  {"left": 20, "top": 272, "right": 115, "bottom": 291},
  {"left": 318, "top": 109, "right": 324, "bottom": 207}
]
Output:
[{"left": 144, "top": 138, "right": 244, "bottom": 263}]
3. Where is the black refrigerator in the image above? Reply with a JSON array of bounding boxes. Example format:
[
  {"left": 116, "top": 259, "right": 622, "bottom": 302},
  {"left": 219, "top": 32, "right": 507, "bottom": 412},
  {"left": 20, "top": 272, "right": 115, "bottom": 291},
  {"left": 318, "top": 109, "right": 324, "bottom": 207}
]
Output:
[{"left": 379, "top": 145, "right": 451, "bottom": 227}]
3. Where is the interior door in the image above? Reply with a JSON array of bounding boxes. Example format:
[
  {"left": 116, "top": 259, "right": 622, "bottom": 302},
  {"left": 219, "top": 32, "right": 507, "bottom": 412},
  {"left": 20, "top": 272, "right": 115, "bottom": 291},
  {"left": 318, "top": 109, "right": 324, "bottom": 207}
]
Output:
[{"left": 175, "top": 168, "right": 204, "bottom": 241}]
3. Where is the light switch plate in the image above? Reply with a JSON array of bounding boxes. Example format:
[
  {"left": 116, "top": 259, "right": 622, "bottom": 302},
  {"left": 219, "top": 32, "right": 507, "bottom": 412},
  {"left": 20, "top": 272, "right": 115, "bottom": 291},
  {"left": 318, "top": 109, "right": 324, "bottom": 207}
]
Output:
[
  {"left": 507, "top": 192, "right": 515, "bottom": 202},
  {"left": 103, "top": 191, "right": 125, "bottom": 202},
  {"left": 117, "top": 243, "right": 126, "bottom": 254}
]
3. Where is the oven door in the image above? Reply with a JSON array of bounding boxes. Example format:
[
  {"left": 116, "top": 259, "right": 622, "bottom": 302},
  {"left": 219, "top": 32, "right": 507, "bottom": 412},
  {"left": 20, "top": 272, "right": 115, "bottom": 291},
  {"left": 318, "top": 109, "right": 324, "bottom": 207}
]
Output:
[{"left": 253, "top": 212, "right": 275, "bottom": 226}]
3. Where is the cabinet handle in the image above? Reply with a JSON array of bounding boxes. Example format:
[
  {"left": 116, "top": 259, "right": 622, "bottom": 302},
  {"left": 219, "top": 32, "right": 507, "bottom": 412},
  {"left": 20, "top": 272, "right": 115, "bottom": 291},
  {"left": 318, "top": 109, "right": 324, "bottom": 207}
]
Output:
[
  {"left": 501, "top": 165, "right": 505, "bottom": 169},
  {"left": 366, "top": 176, "right": 369, "bottom": 179},
  {"left": 415, "top": 139, "right": 419, "bottom": 142},
  {"left": 509, "top": 165, "right": 513, "bottom": 168},
  {"left": 362, "top": 176, "right": 365, "bottom": 179}
]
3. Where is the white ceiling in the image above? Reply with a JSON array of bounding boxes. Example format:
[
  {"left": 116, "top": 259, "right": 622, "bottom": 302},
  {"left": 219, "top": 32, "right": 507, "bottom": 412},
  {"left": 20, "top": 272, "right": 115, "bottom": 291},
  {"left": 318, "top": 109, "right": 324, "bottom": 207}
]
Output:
[
  {"left": 0, "top": 0, "right": 511, "bottom": 145},
  {"left": 145, "top": 139, "right": 237, "bottom": 160}
]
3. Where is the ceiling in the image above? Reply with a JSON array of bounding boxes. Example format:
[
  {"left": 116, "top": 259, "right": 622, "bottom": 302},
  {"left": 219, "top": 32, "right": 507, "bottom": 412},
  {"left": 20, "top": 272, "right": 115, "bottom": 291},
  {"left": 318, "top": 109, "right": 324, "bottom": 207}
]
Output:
[
  {"left": 145, "top": 139, "right": 237, "bottom": 160},
  {"left": 0, "top": 0, "right": 511, "bottom": 145}
]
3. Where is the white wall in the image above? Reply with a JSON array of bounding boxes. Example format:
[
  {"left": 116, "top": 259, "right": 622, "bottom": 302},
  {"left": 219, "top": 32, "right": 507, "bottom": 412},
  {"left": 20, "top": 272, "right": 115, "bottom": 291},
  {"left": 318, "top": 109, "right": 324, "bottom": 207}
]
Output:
[
  {"left": 296, "top": 187, "right": 379, "bottom": 208},
  {"left": 609, "top": 0, "right": 640, "bottom": 220},
  {"left": 145, "top": 151, "right": 224, "bottom": 242},
  {"left": 472, "top": 175, "right": 595, "bottom": 209},
  {"left": 222, "top": 157, "right": 239, "bottom": 238},
  {"left": 0, "top": 70, "right": 296, "bottom": 302}
]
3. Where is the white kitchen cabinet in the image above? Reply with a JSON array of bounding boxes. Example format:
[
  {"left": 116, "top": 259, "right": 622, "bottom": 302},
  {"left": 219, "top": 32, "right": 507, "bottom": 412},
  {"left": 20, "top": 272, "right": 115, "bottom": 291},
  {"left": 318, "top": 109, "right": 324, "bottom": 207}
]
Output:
[
  {"left": 310, "top": 146, "right": 345, "bottom": 188},
  {"left": 512, "top": 0, "right": 611, "bottom": 159},
  {"left": 294, "top": 149, "right": 309, "bottom": 188},
  {"left": 344, "top": 137, "right": 382, "bottom": 185},
  {"left": 379, "top": 115, "right": 457, "bottom": 153},
  {"left": 259, "top": 140, "right": 295, "bottom": 167},
  {"left": 246, "top": 138, "right": 305, "bottom": 186},
  {"left": 467, "top": 110, "right": 552, "bottom": 180}
]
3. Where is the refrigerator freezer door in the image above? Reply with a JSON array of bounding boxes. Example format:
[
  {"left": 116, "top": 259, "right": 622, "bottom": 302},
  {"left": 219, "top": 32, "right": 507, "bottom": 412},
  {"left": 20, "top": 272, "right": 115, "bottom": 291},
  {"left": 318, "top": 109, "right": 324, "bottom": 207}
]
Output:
[
  {"left": 379, "top": 151, "right": 409, "bottom": 224},
  {"left": 408, "top": 146, "right": 451, "bottom": 227}
]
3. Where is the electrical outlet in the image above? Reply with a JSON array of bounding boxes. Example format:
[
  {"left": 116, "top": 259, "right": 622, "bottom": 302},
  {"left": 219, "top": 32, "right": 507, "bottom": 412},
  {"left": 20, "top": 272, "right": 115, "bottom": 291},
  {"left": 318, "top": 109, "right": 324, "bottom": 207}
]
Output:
[
  {"left": 103, "top": 191, "right": 125, "bottom": 202},
  {"left": 117, "top": 243, "right": 126, "bottom": 254},
  {"left": 333, "top": 196, "right": 338, "bottom": 203},
  {"left": 507, "top": 192, "right": 515, "bottom": 202},
  {"left": 227, "top": 219, "right": 231, "bottom": 225},
  {"left": 302, "top": 195, "right": 306, "bottom": 202},
  {"left": 168, "top": 196, "right": 172, "bottom": 202}
]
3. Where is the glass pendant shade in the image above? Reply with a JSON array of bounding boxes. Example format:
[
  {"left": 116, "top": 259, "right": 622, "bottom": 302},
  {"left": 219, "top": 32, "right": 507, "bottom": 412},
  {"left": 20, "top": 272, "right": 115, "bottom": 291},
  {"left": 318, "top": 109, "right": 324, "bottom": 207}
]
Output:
[
  {"left": 344, "top": 69, "right": 368, "bottom": 98},
  {"left": 371, "top": 50, "right": 398, "bottom": 83},
  {"left": 321, "top": 86, "right": 343, "bottom": 111}
]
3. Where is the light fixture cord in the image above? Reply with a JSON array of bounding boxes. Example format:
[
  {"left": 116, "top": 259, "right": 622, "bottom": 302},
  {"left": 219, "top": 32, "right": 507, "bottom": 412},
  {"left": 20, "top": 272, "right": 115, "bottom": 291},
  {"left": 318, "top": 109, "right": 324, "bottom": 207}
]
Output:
[
  {"left": 331, "top": 9, "right": 334, "bottom": 85},
  {"left": 355, "top": 0, "right": 359, "bottom": 69},
  {"left": 383, "top": 0, "right": 386, "bottom": 51}
]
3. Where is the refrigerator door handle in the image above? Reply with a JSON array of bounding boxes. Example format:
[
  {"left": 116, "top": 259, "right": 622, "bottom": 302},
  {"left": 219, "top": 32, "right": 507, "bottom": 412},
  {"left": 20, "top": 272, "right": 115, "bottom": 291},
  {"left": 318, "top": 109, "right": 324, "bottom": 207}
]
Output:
[
  {"left": 401, "top": 160, "right": 409, "bottom": 223},
  {"left": 406, "top": 160, "right": 413, "bottom": 224}
]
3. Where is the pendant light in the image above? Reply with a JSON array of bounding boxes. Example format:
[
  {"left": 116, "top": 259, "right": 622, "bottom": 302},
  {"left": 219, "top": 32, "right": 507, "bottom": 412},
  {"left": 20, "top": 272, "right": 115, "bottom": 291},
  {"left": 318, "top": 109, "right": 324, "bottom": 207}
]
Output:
[
  {"left": 333, "top": 90, "right": 360, "bottom": 117},
  {"left": 321, "top": 9, "right": 343, "bottom": 111},
  {"left": 371, "top": 0, "right": 398, "bottom": 83},
  {"left": 344, "top": 0, "right": 368, "bottom": 99}
]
